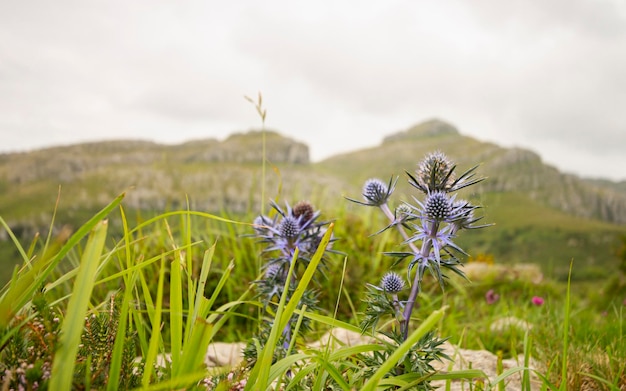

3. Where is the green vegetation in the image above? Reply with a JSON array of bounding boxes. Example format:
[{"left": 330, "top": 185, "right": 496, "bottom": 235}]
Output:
[
  {"left": 1, "top": 119, "right": 625, "bottom": 389},
  {"left": 0, "top": 183, "right": 624, "bottom": 389}
]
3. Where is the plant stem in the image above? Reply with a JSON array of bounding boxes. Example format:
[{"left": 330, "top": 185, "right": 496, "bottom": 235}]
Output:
[
  {"left": 401, "top": 236, "right": 433, "bottom": 340},
  {"left": 379, "top": 203, "right": 435, "bottom": 341}
]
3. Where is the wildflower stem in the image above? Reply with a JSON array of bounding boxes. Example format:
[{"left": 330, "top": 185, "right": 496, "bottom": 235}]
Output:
[
  {"left": 391, "top": 294, "right": 405, "bottom": 324},
  {"left": 401, "top": 221, "right": 435, "bottom": 341},
  {"left": 380, "top": 202, "right": 431, "bottom": 341}
]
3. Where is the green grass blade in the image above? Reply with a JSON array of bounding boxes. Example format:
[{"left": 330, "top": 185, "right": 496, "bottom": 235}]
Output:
[
  {"left": 176, "top": 248, "right": 229, "bottom": 378},
  {"left": 267, "top": 353, "right": 310, "bottom": 384},
  {"left": 277, "top": 223, "right": 334, "bottom": 334},
  {"left": 491, "top": 367, "right": 532, "bottom": 386},
  {"left": 199, "top": 259, "right": 234, "bottom": 319},
  {"left": 106, "top": 272, "right": 137, "bottom": 391},
  {"left": 0, "top": 192, "right": 124, "bottom": 326},
  {"left": 292, "top": 308, "right": 362, "bottom": 334},
  {"left": 427, "top": 369, "right": 488, "bottom": 381},
  {"left": 577, "top": 372, "right": 621, "bottom": 391},
  {"left": 49, "top": 219, "right": 109, "bottom": 390},
  {"left": 559, "top": 260, "right": 573, "bottom": 391},
  {"left": 326, "top": 343, "right": 387, "bottom": 361},
  {"left": 189, "top": 244, "right": 215, "bottom": 338},
  {"left": 94, "top": 242, "right": 200, "bottom": 286},
  {"left": 0, "top": 216, "right": 30, "bottom": 266},
  {"left": 245, "top": 249, "right": 297, "bottom": 390},
  {"left": 131, "top": 370, "right": 211, "bottom": 391},
  {"left": 142, "top": 256, "right": 167, "bottom": 387},
  {"left": 523, "top": 330, "right": 531, "bottom": 391},
  {"left": 169, "top": 258, "right": 183, "bottom": 374},
  {"left": 177, "top": 317, "right": 213, "bottom": 379}
]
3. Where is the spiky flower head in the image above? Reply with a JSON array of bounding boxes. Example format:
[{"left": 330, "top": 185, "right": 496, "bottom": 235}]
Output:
[
  {"left": 448, "top": 199, "right": 491, "bottom": 233},
  {"left": 380, "top": 272, "right": 405, "bottom": 293},
  {"left": 253, "top": 215, "right": 274, "bottom": 235},
  {"left": 450, "top": 199, "right": 474, "bottom": 229},
  {"left": 362, "top": 178, "right": 391, "bottom": 206},
  {"left": 293, "top": 201, "right": 315, "bottom": 224},
  {"left": 424, "top": 191, "right": 452, "bottom": 221},
  {"left": 278, "top": 216, "right": 300, "bottom": 240},
  {"left": 395, "top": 203, "right": 413, "bottom": 222},
  {"left": 416, "top": 151, "right": 455, "bottom": 192}
]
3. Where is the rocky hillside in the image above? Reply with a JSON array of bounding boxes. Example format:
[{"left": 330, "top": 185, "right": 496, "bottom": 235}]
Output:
[
  {"left": 0, "top": 130, "right": 328, "bottom": 232},
  {"left": 1, "top": 130, "right": 308, "bottom": 185},
  {"left": 318, "top": 119, "right": 626, "bottom": 225}
]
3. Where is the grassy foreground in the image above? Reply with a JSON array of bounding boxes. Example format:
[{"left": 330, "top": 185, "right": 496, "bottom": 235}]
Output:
[{"left": 0, "top": 188, "right": 624, "bottom": 390}]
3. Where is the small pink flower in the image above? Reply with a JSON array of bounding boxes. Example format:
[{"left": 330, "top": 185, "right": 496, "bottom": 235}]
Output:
[
  {"left": 623, "top": 298, "right": 626, "bottom": 306},
  {"left": 531, "top": 296, "right": 544, "bottom": 306},
  {"left": 485, "top": 289, "right": 500, "bottom": 305}
]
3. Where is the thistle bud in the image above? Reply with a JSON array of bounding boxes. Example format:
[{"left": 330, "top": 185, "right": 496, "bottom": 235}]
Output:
[
  {"left": 363, "top": 178, "right": 390, "bottom": 206},
  {"left": 425, "top": 191, "right": 452, "bottom": 221},
  {"left": 416, "top": 151, "right": 455, "bottom": 192},
  {"left": 278, "top": 216, "right": 299, "bottom": 239},
  {"left": 380, "top": 272, "right": 405, "bottom": 293},
  {"left": 293, "top": 201, "right": 315, "bottom": 224}
]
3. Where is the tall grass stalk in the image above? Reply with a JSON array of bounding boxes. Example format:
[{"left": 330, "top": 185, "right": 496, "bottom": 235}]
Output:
[
  {"left": 559, "top": 260, "right": 573, "bottom": 391},
  {"left": 49, "top": 219, "right": 109, "bottom": 390},
  {"left": 141, "top": 255, "right": 166, "bottom": 387}
]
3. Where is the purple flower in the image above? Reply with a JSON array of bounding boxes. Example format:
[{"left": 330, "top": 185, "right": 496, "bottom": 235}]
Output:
[
  {"left": 531, "top": 296, "right": 544, "bottom": 306},
  {"left": 424, "top": 191, "right": 453, "bottom": 221},
  {"left": 380, "top": 272, "right": 405, "bottom": 293},
  {"left": 485, "top": 289, "right": 500, "bottom": 305}
]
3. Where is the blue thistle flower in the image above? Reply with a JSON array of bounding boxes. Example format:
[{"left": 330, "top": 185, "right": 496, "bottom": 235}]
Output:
[
  {"left": 448, "top": 199, "right": 492, "bottom": 233},
  {"left": 253, "top": 215, "right": 275, "bottom": 236},
  {"left": 278, "top": 216, "right": 300, "bottom": 240},
  {"left": 408, "top": 151, "right": 484, "bottom": 193},
  {"left": 415, "top": 151, "right": 455, "bottom": 192},
  {"left": 345, "top": 176, "right": 398, "bottom": 207},
  {"left": 424, "top": 191, "right": 452, "bottom": 221},
  {"left": 381, "top": 272, "right": 405, "bottom": 293},
  {"left": 395, "top": 204, "right": 413, "bottom": 223},
  {"left": 363, "top": 178, "right": 390, "bottom": 206}
]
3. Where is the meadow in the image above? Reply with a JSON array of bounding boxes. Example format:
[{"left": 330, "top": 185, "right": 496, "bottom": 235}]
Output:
[{"left": 0, "top": 162, "right": 624, "bottom": 390}]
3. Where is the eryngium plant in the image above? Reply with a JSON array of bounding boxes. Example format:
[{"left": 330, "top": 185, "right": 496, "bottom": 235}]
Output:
[
  {"left": 348, "top": 151, "right": 489, "bottom": 380},
  {"left": 244, "top": 200, "right": 337, "bottom": 366}
]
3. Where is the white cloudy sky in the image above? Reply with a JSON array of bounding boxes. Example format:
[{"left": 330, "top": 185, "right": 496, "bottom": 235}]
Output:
[{"left": 1, "top": 0, "right": 625, "bottom": 181}]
